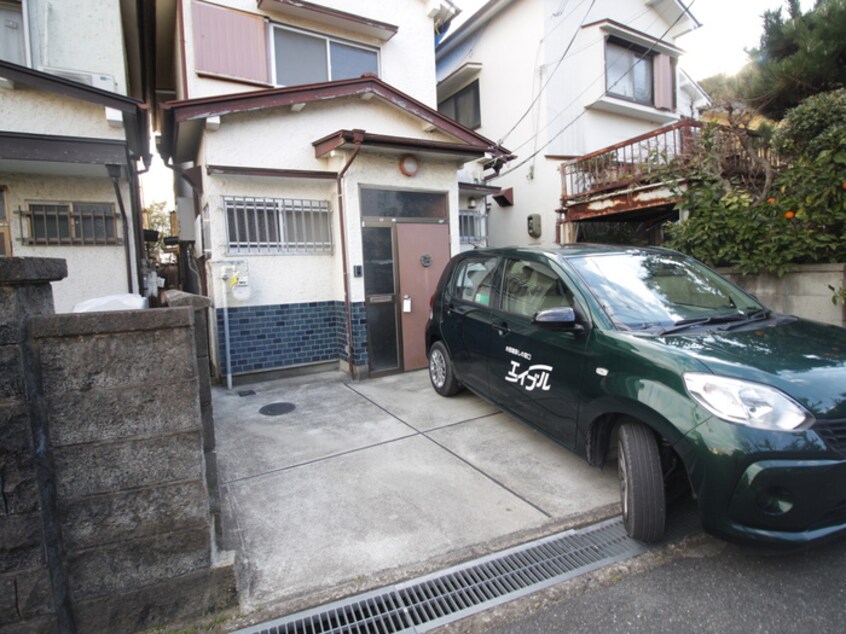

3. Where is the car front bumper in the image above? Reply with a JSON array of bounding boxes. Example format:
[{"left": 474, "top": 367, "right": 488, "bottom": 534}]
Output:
[
  {"left": 680, "top": 419, "right": 846, "bottom": 545},
  {"left": 720, "top": 457, "right": 846, "bottom": 544}
]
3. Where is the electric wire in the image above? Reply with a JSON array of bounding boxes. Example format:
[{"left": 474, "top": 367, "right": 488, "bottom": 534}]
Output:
[
  {"left": 497, "top": 0, "right": 597, "bottom": 146},
  {"left": 495, "top": 0, "right": 698, "bottom": 179},
  {"left": 501, "top": 4, "right": 657, "bottom": 155}
]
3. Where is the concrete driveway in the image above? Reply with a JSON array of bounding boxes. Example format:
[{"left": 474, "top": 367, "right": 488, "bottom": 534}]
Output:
[{"left": 212, "top": 369, "right": 620, "bottom": 617}]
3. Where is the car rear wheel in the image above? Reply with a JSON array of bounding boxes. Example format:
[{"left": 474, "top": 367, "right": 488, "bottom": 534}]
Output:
[
  {"left": 428, "top": 341, "right": 461, "bottom": 396},
  {"left": 617, "top": 420, "right": 666, "bottom": 543}
]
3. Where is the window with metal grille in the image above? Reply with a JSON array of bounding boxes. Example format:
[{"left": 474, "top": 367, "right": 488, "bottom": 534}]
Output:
[
  {"left": 24, "top": 202, "right": 119, "bottom": 246},
  {"left": 224, "top": 196, "right": 333, "bottom": 255},
  {"left": 459, "top": 208, "right": 487, "bottom": 246}
]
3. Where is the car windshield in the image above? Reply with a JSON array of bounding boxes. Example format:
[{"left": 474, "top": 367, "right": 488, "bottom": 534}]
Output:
[{"left": 568, "top": 251, "right": 766, "bottom": 332}]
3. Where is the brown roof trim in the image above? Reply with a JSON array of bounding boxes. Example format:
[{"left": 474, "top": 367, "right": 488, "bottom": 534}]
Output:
[
  {"left": 459, "top": 181, "right": 501, "bottom": 195},
  {"left": 160, "top": 76, "right": 510, "bottom": 161},
  {"left": 313, "top": 130, "right": 487, "bottom": 159},
  {"left": 207, "top": 165, "right": 337, "bottom": 179},
  {"left": 257, "top": 0, "right": 398, "bottom": 41}
]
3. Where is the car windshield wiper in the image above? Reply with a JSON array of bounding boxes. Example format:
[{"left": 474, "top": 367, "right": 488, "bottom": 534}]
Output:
[
  {"left": 717, "top": 308, "right": 773, "bottom": 331},
  {"left": 656, "top": 314, "right": 747, "bottom": 336}
]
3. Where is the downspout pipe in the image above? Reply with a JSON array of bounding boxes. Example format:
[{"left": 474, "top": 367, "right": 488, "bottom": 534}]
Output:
[
  {"left": 107, "top": 163, "right": 136, "bottom": 295},
  {"left": 336, "top": 129, "right": 365, "bottom": 379}
]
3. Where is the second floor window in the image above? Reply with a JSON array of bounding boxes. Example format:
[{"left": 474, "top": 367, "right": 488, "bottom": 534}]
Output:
[
  {"left": 439, "top": 80, "right": 481, "bottom": 129},
  {"left": 606, "top": 39, "right": 653, "bottom": 105},
  {"left": 272, "top": 26, "right": 378, "bottom": 86},
  {"left": 605, "top": 37, "right": 675, "bottom": 111}
]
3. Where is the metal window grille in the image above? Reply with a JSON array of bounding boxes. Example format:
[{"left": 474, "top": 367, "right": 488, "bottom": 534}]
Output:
[
  {"left": 224, "top": 196, "right": 333, "bottom": 255},
  {"left": 459, "top": 209, "right": 487, "bottom": 246},
  {"left": 23, "top": 202, "right": 119, "bottom": 246}
]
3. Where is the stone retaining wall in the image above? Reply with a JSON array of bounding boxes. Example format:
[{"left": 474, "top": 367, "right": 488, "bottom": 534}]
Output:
[{"left": 0, "top": 258, "right": 236, "bottom": 633}]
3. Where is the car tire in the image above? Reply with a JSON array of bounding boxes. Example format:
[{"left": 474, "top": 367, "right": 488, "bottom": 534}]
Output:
[
  {"left": 617, "top": 420, "right": 666, "bottom": 544},
  {"left": 428, "top": 341, "right": 461, "bottom": 396}
]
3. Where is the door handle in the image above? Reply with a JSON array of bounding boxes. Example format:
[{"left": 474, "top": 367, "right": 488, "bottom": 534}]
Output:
[{"left": 493, "top": 320, "right": 511, "bottom": 336}]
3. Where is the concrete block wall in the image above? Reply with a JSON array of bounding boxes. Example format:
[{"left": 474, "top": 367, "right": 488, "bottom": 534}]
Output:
[
  {"left": 720, "top": 263, "right": 846, "bottom": 328},
  {"left": 0, "top": 258, "right": 237, "bottom": 634},
  {"left": 0, "top": 257, "right": 67, "bottom": 634}
]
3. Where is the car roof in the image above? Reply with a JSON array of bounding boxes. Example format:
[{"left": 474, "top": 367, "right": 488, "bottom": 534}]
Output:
[{"left": 462, "top": 244, "right": 674, "bottom": 260}]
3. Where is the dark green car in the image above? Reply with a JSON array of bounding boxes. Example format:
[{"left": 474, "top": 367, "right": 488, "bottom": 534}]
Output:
[{"left": 425, "top": 245, "right": 846, "bottom": 545}]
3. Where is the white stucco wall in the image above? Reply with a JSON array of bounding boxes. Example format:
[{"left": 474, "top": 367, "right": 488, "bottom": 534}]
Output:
[
  {"left": 197, "top": 98, "right": 462, "bottom": 311},
  {"left": 0, "top": 87, "right": 126, "bottom": 140},
  {"left": 3, "top": 173, "right": 133, "bottom": 314},
  {"left": 437, "top": 0, "right": 698, "bottom": 248},
  {"left": 23, "top": 0, "right": 129, "bottom": 93},
  {"left": 180, "top": 0, "right": 439, "bottom": 106}
]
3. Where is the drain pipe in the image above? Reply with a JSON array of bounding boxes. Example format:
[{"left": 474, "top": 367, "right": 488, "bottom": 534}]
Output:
[
  {"left": 219, "top": 266, "right": 233, "bottom": 390},
  {"left": 336, "top": 130, "right": 365, "bottom": 379},
  {"left": 107, "top": 164, "right": 136, "bottom": 294}
]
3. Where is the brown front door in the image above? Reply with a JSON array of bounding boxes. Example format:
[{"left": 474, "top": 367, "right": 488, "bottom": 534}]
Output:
[{"left": 397, "top": 223, "right": 450, "bottom": 370}]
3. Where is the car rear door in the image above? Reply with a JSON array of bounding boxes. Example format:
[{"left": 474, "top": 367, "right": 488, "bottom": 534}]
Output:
[
  {"left": 486, "top": 256, "right": 589, "bottom": 448},
  {"left": 438, "top": 255, "right": 500, "bottom": 394}
]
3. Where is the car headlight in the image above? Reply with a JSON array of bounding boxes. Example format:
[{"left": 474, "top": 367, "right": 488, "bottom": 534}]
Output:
[{"left": 683, "top": 373, "right": 813, "bottom": 431}]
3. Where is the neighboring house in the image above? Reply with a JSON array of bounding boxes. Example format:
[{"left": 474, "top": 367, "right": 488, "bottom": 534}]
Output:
[
  {"left": 151, "top": 0, "right": 510, "bottom": 381},
  {"left": 0, "top": 0, "right": 152, "bottom": 313},
  {"left": 436, "top": 0, "right": 710, "bottom": 247}
]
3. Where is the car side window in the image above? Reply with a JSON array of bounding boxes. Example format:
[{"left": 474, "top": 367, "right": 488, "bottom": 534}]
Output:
[
  {"left": 452, "top": 257, "right": 498, "bottom": 306},
  {"left": 500, "top": 258, "right": 572, "bottom": 318}
]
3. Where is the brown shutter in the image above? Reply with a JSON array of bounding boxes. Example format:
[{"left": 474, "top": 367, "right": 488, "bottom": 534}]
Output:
[
  {"left": 192, "top": 0, "right": 269, "bottom": 83},
  {"left": 653, "top": 53, "right": 674, "bottom": 111}
]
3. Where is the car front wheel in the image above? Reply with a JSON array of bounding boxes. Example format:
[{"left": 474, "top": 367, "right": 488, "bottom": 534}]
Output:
[
  {"left": 617, "top": 420, "right": 666, "bottom": 543},
  {"left": 428, "top": 341, "right": 461, "bottom": 396}
]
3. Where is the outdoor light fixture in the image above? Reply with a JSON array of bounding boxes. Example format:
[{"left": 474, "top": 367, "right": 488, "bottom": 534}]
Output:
[{"left": 468, "top": 197, "right": 477, "bottom": 209}]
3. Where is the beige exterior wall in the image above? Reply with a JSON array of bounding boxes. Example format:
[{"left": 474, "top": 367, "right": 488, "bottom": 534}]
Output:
[
  {"left": 3, "top": 173, "right": 133, "bottom": 313},
  {"left": 20, "top": 0, "right": 129, "bottom": 93},
  {"left": 198, "top": 98, "right": 462, "bottom": 310},
  {"left": 0, "top": 86, "right": 126, "bottom": 139}
]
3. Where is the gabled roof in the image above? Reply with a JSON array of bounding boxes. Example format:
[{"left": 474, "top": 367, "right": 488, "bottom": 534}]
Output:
[
  {"left": 159, "top": 75, "right": 511, "bottom": 165},
  {"left": 0, "top": 59, "right": 151, "bottom": 167}
]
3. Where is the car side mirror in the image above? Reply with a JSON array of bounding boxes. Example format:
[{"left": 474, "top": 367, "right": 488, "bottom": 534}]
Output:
[{"left": 533, "top": 306, "right": 585, "bottom": 332}]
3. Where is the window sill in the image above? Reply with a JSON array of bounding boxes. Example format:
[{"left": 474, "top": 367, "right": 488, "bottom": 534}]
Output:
[{"left": 588, "top": 95, "right": 679, "bottom": 124}]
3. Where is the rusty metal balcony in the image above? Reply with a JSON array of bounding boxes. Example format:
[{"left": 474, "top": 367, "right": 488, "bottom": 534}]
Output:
[
  {"left": 559, "top": 120, "right": 701, "bottom": 222},
  {"left": 559, "top": 119, "right": 779, "bottom": 224}
]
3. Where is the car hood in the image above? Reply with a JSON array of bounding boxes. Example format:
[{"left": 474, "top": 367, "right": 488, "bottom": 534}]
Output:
[{"left": 658, "top": 318, "right": 846, "bottom": 420}]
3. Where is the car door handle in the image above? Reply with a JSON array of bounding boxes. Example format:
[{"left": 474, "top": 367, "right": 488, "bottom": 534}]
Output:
[{"left": 493, "top": 320, "right": 511, "bottom": 336}]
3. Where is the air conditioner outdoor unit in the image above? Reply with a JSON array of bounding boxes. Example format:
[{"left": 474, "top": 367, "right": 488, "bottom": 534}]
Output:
[{"left": 39, "top": 66, "right": 116, "bottom": 92}]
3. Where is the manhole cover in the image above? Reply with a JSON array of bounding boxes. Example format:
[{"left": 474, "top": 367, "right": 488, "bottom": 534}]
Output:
[{"left": 259, "top": 402, "right": 296, "bottom": 416}]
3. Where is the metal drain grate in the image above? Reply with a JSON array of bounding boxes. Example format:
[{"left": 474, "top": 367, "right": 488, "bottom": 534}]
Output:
[{"left": 233, "top": 516, "right": 653, "bottom": 634}]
